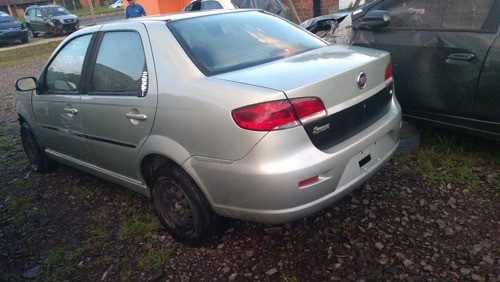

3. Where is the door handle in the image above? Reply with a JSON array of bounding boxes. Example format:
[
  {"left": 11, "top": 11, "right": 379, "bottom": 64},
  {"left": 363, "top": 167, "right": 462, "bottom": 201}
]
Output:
[
  {"left": 447, "top": 53, "right": 475, "bottom": 61},
  {"left": 126, "top": 113, "right": 147, "bottom": 121},
  {"left": 64, "top": 108, "right": 78, "bottom": 114}
]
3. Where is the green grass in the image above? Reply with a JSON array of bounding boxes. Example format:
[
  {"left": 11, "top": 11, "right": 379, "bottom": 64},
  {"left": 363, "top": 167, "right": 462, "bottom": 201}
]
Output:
[
  {"left": 0, "top": 41, "right": 59, "bottom": 68},
  {"left": 69, "top": 6, "right": 124, "bottom": 17},
  {"left": 5, "top": 189, "right": 39, "bottom": 224},
  {"left": 138, "top": 242, "right": 173, "bottom": 268},
  {"left": 39, "top": 245, "right": 76, "bottom": 280},
  {"left": 394, "top": 130, "right": 500, "bottom": 189},
  {"left": 117, "top": 212, "right": 161, "bottom": 240}
]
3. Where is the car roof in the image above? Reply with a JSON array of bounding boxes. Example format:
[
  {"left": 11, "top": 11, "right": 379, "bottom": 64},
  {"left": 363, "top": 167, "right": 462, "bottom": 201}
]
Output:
[
  {"left": 27, "top": 4, "right": 64, "bottom": 8},
  {"left": 128, "top": 8, "right": 259, "bottom": 23}
]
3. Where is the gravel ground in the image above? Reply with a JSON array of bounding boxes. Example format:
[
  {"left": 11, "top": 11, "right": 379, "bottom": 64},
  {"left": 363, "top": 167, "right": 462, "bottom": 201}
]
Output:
[{"left": 1, "top": 58, "right": 499, "bottom": 281}]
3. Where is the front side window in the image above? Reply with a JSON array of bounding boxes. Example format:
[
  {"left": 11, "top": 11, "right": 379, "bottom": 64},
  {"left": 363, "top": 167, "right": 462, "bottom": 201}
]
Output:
[
  {"left": 378, "top": 0, "right": 494, "bottom": 31},
  {"left": 170, "top": 11, "right": 325, "bottom": 75},
  {"left": 90, "top": 31, "right": 147, "bottom": 96},
  {"left": 45, "top": 34, "right": 92, "bottom": 93}
]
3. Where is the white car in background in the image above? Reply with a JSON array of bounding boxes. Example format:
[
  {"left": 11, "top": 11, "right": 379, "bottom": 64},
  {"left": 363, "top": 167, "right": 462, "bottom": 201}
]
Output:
[{"left": 109, "top": 0, "right": 123, "bottom": 9}]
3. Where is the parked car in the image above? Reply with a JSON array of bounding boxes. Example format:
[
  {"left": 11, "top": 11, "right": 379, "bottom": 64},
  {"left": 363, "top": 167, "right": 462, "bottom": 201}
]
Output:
[
  {"left": 0, "top": 11, "right": 28, "bottom": 45},
  {"left": 24, "top": 5, "right": 79, "bottom": 37},
  {"left": 109, "top": 0, "right": 123, "bottom": 9},
  {"left": 15, "top": 10, "right": 401, "bottom": 245},
  {"left": 302, "top": 0, "right": 500, "bottom": 141},
  {"left": 183, "top": 0, "right": 235, "bottom": 10},
  {"left": 182, "top": 0, "right": 292, "bottom": 20}
]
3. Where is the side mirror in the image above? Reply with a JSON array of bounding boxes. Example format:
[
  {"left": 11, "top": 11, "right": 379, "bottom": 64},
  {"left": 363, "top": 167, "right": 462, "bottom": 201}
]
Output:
[
  {"left": 15, "top": 77, "right": 38, "bottom": 91},
  {"left": 358, "top": 10, "right": 391, "bottom": 30}
]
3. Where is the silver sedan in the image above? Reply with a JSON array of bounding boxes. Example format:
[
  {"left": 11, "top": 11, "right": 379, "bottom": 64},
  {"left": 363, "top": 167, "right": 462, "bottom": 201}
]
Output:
[{"left": 15, "top": 10, "right": 402, "bottom": 245}]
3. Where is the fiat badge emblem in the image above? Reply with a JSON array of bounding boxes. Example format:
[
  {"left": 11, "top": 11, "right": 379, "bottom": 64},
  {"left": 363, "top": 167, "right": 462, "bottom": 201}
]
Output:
[{"left": 357, "top": 72, "right": 367, "bottom": 89}]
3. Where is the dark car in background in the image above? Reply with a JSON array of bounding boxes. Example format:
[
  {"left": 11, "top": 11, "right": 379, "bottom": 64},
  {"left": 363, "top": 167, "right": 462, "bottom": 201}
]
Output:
[
  {"left": 0, "top": 11, "right": 28, "bottom": 45},
  {"left": 303, "top": 0, "right": 500, "bottom": 141},
  {"left": 24, "top": 5, "right": 79, "bottom": 37}
]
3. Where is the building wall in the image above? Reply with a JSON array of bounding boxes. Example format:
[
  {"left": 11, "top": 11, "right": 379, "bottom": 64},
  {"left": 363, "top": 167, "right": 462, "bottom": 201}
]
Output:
[{"left": 288, "top": 0, "right": 339, "bottom": 23}]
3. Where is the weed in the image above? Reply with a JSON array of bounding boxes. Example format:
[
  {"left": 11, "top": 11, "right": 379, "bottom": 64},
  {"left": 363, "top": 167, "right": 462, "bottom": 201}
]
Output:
[
  {"left": 117, "top": 212, "right": 161, "bottom": 240},
  {"left": 7, "top": 190, "right": 38, "bottom": 224},
  {"left": 119, "top": 268, "right": 133, "bottom": 281},
  {"left": 40, "top": 245, "right": 76, "bottom": 280},
  {"left": 400, "top": 130, "right": 498, "bottom": 189},
  {"left": 282, "top": 273, "right": 300, "bottom": 282},
  {"left": 137, "top": 242, "right": 173, "bottom": 268}
]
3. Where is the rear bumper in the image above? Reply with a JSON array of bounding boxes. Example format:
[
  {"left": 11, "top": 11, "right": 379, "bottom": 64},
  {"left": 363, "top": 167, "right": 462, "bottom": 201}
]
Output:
[{"left": 184, "top": 97, "right": 402, "bottom": 223}]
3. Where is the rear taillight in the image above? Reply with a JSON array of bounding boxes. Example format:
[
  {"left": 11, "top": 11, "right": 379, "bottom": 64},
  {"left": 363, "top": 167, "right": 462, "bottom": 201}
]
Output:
[
  {"left": 232, "top": 97, "right": 327, "bottom": 131},
  {"left": 385, "top": 62, "right": 394, "bottom": 86}
]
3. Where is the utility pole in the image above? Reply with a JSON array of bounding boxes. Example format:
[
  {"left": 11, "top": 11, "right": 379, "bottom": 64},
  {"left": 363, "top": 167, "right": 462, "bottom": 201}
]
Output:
[{"left": 87, "top": 0, "right": 96, "bottom": 25}]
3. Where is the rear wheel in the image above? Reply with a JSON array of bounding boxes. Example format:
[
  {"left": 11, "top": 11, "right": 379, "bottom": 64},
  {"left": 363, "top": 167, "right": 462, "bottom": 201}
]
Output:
[
  {"left": 151, "top": 165, "right": 218, "bottom": 246},
  {"left": 20, "top": 122, "right": 56, "bottom": 173}
]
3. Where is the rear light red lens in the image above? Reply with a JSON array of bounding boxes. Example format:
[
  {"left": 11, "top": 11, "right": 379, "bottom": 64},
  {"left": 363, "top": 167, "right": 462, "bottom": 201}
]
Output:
[
  {"left": 291, "top": 97, "right": 327, "bottom": 123},
  {"left": 299, "top": 175, "right": 319, "bottom": 187},
  {"left": 385, "top": 62, "right": 393, "bottom": 81},
  {"left": 232, "top": 100, "right": 298, "bottom": 131},
  {"left": 232, "top": 97, "right": 326, "bottom": 131}
]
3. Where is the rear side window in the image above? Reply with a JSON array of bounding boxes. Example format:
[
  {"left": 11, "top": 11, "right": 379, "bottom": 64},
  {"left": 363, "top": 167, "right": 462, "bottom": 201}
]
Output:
[
  {"left": 378, "top": 0, "right": 495, "bottom": 31},
  {"left": 45, "top": 34, "right": 92, "bottom": 93},
  {"left": 90, "top": 31, "right": 147, "bottom": 96},
  {"left": 169, "top": 11, "right": 325, "bottom": 75}
]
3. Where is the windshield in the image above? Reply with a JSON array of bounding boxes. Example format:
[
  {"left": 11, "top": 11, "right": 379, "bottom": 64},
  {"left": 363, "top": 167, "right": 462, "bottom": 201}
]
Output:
[
  {"left": 0, "top": 13, "right": 15, "bottom": 23},
  {"left": 41, "top": 6, "right": 70, "bottom": 17},
  {"left": 169, "top": 11, "right": 325, "bottom": 75}
]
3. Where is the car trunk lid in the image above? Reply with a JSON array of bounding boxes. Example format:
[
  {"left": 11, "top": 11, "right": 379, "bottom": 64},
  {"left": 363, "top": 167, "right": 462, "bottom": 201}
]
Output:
[{"left": 216, "top": 44, "right": 394, "bottom": 150}]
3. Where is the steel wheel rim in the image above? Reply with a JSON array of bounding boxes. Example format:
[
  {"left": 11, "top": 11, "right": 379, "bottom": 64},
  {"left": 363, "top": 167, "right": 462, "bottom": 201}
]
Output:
[{"left": 155, "top": 179, "right": 196, "bottom": 234}]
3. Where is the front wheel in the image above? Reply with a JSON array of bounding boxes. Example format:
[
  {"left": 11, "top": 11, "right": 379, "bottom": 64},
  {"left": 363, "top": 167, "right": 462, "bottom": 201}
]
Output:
[
  {"left": 43, "top": 24, "right": 55, "bottom": 38},
  {"left": 151, "top": 165, "right": 218, "bottom": 246},
  {"left": 27, "top": 26, "right": 38, "bottom": 38},
  {"left": 20, "top": 122, "right": 56, "bottom": 173}
]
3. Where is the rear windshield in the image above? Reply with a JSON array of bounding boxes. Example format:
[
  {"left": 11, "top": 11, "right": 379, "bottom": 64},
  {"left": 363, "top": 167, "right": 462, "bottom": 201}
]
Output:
[{"left": 169, "top": 11, "right": 326, "bottom": 75}]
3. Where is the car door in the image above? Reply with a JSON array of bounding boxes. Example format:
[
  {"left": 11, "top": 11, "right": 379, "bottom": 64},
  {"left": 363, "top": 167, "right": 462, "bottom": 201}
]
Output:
[
  {"left": 31, "top": 7, "right": 45, "bottom": 32},
  {"left": 353, "top": 0, "right": 498, "bottom": 122},
  {"left": 31, "top": 33, "right": 93, "bottom": 161},
  {"left": 473, "top": 15, "right": 500, "bottom": 133},
  {"left": 79, "top": 23, "right": 157, "bottom": 180}
]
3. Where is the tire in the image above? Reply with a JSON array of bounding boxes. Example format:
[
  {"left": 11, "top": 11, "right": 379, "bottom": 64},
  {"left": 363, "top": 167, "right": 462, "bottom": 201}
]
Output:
[
  {"left": 21, "top": 36, "right": 28, "bottom": 44},
  {"left": 43, "top": 25, "right": 55, "bottom": 38},
  {"left": 151, "top": 165, "right": 218, "bottom": 246},
  {"left": 20, "top": 122, "right": 56, "bottom": 173},
  {"left": 27, "top": 26, "right": 37, "bottom": 38}
]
